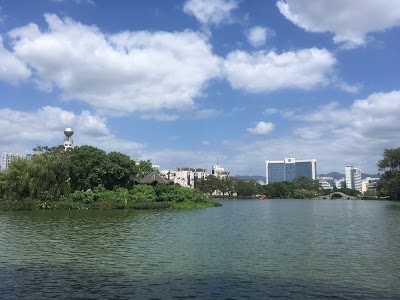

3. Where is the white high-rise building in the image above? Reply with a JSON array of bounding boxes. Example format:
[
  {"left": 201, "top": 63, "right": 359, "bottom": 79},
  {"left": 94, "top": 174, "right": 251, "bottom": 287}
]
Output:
[
  {"left": 345, "top": 165, "right": 362, "bottom": 192},
  {"left": 1, "top": 152, "right": 25, "bottom": 171}
]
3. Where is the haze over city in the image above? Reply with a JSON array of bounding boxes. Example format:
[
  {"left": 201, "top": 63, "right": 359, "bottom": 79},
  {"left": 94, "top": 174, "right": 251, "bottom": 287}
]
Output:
[{"left": 1, "top": 0, "right": 399, "bottom": 176}]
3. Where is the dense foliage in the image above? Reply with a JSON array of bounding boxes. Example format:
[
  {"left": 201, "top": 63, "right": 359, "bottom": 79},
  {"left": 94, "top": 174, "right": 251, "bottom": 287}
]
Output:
[
  {"left": 0, "top": 145, "right": 217, "bottom": 210},
  {"left": 377, "top": 147, "right": 400, "bottom": 200}
]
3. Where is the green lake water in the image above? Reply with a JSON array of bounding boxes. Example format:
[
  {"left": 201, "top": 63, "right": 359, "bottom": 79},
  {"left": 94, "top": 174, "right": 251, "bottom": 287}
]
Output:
[{"left": 1, "top": 199, "right": 400, "bottom": 299}]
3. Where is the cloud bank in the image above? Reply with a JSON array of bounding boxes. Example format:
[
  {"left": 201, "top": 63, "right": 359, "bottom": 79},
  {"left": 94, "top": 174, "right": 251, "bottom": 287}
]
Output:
[
  {"left": 7, "top": 14, "right": 221, "bottom": 115},
  {"left": 277, "top": 0, "right": 400, "bottom": 48}
]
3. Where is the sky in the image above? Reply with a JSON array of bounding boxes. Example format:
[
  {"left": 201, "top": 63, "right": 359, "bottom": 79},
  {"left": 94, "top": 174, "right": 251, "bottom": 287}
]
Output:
[{"left": 0, "top": 0, "right": 400, "bottom": 176}]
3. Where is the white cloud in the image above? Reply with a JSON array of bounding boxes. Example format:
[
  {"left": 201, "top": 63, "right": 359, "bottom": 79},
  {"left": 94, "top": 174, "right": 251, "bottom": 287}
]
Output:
[
  {"left": 292, "top": 91, "right": 400, "bottom": 137},
  {"left": 183, "top": 0, "right": 239, "bottom": 26},
  {"left": 247, "top": 26, "right": 268, "bottom": 47},
  {"left": 277, "top": 0, "right": 400, "bottom": 48},
  {"left": 247, "top": 121, "right": 274, "bottom": 135},
  {"left": 224, "top": 48, "right": 336, "bottom": 92},
  {"left": 0, "top": 106, "right": 143, "bottom": 156},
  {"left": 0, "top": 36, "right": 30, "bottom": 84},
  {"left": 263, "top": 108, "right": 279, "bottom": 115},
  {"left": 8, "top": 14, "right": 221, "bottom": 115}
]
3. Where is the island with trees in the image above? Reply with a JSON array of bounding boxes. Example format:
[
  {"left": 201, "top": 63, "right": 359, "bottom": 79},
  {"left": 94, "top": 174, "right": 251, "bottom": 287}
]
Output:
[{"left": 0, "top": 145, "right": 220, "bottom": 211}]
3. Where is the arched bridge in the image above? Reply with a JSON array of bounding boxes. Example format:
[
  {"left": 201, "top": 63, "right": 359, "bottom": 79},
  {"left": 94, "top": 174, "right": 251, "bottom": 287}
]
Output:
[{"left": 329, "top": 192, "right": 358, "bottom": 200}]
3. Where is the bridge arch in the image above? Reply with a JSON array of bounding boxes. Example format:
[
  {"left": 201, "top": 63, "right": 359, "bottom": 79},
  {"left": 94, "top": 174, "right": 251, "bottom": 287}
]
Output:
[{"left": 330, "top": 192, "right": 356, "bottom": 200}]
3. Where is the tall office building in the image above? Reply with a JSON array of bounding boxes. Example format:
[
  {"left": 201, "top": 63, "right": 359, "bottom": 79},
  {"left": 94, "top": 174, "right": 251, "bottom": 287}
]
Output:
[
  {"left": 265, "top": 158, "right": 317, "bottom": 184},
  {"left": 1, "top": 152, "right": 25, "bottom": 171},
  {"left": 345, "top": 165, "right": 362, "bottom": 192}
]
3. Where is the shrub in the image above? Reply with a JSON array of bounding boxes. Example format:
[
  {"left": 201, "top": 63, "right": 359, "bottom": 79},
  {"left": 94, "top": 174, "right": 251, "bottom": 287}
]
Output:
[
  {"left": 129, "top": 185, "right": 156, "bottom": 203},
  {"left": 70, "top": 190, "right": 95, "bottom": 204}
]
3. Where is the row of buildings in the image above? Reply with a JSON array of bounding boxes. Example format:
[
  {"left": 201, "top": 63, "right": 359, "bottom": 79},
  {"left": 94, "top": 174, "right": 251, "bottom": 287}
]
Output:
[{"left": 1, "top": 149, "right": 378, "bottom": 194}]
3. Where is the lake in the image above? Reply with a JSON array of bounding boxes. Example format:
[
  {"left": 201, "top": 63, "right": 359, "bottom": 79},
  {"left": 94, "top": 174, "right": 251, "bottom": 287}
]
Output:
[{"left": 1, "top": 199, "right": 400, "bottom": 299}]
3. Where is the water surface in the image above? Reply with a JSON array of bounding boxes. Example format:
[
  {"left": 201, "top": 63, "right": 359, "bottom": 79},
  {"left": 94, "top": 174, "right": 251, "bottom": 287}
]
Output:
[{"left": 1, "top": 199, "right": 400, "bottom": 299}]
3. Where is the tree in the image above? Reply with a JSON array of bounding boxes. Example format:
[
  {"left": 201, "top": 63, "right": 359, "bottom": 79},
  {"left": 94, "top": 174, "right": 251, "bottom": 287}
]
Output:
[
  {"left": 235, "top": 180, "right": 259, "bottom": 197},
  {"left": 378, "top": 148, "right": 400, "bottom": 200},
  {"left": 104, "top": 151, "right": 137, "bottom": 189},
  {"left": 67, "top": 145, "right": 109, "bottom": 191},
  {"left": 28, "top": 149, "right": 69, "bottom": 200},
  {"left": 0, "top": 149, "right": 69, "bottom": 202},
  {"left": 264, "top": 182, "right": 291, "bottom": 198},
  {"left": 195, "top": 175, "right": 220, "bottom": 196},
  {"left": 219, "top": 176, "right": 236, "bottom": 198}
]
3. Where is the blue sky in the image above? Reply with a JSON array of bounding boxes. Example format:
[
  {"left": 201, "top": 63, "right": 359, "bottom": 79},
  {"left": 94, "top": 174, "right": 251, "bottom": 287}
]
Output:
[{"left": 1, "top": 0, "right": 400, "bottom": 176}]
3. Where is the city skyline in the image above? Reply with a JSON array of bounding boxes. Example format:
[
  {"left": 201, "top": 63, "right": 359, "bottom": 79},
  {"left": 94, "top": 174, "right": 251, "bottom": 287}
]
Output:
[{"left": 1, "top": 1, "right": 400, "bottom": 176}]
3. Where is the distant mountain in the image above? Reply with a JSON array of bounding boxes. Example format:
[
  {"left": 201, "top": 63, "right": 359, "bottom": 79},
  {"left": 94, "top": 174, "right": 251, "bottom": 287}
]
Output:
[
  {"left": 318, "top": 172, "right": 381, "bottom": 180},
  {"left": 318, "top": 172, "right": 344, "bottom": 180}
]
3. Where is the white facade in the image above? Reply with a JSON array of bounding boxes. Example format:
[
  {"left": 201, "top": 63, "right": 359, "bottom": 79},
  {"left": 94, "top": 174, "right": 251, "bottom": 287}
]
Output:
[
  {"left": 345, "top": 165, "right": 362, "bottom": 192},
  {"left": 361, "top": 177, "right": 380, "bottom": 193},
  {"left": 1, "top": 152, "right": 25, "bottom": 171},
  {"left": 160, "top": 168, "right": 207, "bottom": 188}
]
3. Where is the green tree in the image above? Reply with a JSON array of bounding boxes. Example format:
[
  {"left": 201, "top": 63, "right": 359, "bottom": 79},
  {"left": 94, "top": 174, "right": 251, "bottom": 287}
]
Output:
[
  {"left": 104, "top": 151, "right": 137, "bottom": 189},
  {"left": 235, "top": 180, "right": 259, "bottom": 197},
  {"left": 195, "top": 175, "right": 221, "bottom": 196},
  {"left": 28, "top": 150, "right": 70, "bottom": 201},
  {"left": 378, "top": 147, "right": 400, "bottom": 199},
  {"left": 264, "top": 182, "right": 291, "bottom": 198},
  {"left": 67, "top": 145, "right": 109, "bottom": 191},
  {"left": 219, "top": 176, "right": 236, "bottom": 198},
  {"left": 0, "top": 158, "right": 31, "bottom": 200}
]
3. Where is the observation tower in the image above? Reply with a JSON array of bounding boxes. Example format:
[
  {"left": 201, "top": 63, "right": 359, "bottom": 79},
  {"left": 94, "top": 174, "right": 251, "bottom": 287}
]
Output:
[{"left": 63, "top": 128, "right": 74, "bottom": 152}]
